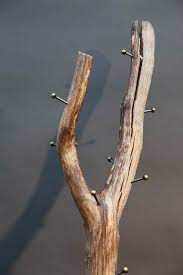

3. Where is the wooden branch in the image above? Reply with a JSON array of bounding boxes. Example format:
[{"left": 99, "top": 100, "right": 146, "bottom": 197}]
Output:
[
  {"left": 56, "top": 21, "right": 155, "bottom": 274},
  {"left": 57, "top": 52, "right": 100, "bottom": 227},
  {"left": 104, "top": 21, "right": 155, "bottom": 219}
]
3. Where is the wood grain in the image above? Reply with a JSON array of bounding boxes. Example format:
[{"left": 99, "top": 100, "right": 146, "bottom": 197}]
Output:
[
  {"left": 57, "top": 21, "right": 155, "bottom": 274},
  {"left": 57, "top": 52, "right": 100, "bottom": 228}
]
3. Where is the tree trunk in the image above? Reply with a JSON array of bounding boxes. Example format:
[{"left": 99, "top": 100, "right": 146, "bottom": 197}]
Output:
[
  {"left": 56, "top": 20, "right": 155, "bottom": 274},
  {"left": 85, "top": 205, "right": 119, "bottom": 275}
]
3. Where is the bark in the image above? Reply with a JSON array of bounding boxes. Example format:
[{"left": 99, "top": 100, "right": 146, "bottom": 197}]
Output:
[
  {"left": 85, "top": 206, "right": 119, "bottom": 275},
  {"left": 56, "top": 20, "right": 155, "bottom": 275}
]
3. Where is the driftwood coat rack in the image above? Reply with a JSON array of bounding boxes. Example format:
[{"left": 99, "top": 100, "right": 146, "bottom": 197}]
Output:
[{"left": 51, "top": 20, "right": 155, "bottom": 275}]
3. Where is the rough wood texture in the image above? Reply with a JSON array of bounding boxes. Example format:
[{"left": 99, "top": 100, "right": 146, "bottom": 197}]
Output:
[{"left": 57, "top": 20, "right": 155, "bottom": 275}]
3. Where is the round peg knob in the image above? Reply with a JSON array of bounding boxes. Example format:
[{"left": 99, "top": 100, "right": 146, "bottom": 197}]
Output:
[
  {"left": 143, "top": 174, "right": 149, "bottom": 180},
  {"left": 50, "top": 141, "right": 56, "bottom": 147},
  {"left": 51, "top": 92, "right": 56, "bottom": 98}
]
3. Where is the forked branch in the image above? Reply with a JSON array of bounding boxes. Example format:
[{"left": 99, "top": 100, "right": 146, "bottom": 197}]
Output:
[{"left": 56, "top": 20, "right": 155, "bottom": 275}]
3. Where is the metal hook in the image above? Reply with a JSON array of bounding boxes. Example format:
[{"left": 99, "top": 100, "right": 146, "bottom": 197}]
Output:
[
  {"left": 107, "top": 156, "right": 114, "bottom": 164},
  {"left": 121, "top": 49, "right": 143, "bottom": 60},
  {"left": 91, "top": 190, "right": 100, "bottom": 205},
  {"left": 50, "top": 92, "right": 67, "bottom": 105},
  {"left": 117, "top": 266, "right": 129, "bottom": 274},
  {"left": 50, "top": 141, "right": 56, "bottom": 147},
  {"left": 132, "top": 174, "right": 149, "bottom": 183},
  {"left": 144, "top": 107, "right": 156, "bottom": 113}
]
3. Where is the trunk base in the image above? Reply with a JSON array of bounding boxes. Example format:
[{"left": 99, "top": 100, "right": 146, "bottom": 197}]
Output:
[{"left": 85, "top": 215, "right": 119, "bottom": 275}]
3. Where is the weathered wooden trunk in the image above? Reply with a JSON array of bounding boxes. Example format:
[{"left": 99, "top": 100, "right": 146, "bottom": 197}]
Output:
[
  {"left": 56, "top": 20, "right": 155, "bottom": 274},
  {"left": 85, "top": 204, "right": 119, "bottom": 275}
]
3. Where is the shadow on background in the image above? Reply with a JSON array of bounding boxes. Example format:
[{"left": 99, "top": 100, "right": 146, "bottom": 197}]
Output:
[{"left": 0, "top": 50, "right": 110, "bottom": 274}]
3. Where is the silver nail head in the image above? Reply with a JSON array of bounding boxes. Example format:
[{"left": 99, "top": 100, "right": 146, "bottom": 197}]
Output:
[
  {"left": 121, "top": 49, "right": 127, "bottom": 55},
  {"left": 51, "top": 92, "right": 56, "bottom": 99},
  {"left": 50, "top": 141, "right": 56, "bottom": 147},
  {"left": 122, "top": 267, "right": 128, "bottom": 274},
  {"left": 91, "top": 190, "right": 96, "bottom": 195},
  {"left": 121, "top": 49, "right": 133, "bottom": 58},
  {"left": 143, "top": 174, "right": 149, "bottom": 181},
  {"left": 107, "top": 156, "right": 114, "bottom": 163}
]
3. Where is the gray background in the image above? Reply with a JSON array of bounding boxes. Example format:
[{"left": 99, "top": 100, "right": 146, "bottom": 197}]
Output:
[{"left": 0, "top": 0, "right": 183, "bottom": 274}]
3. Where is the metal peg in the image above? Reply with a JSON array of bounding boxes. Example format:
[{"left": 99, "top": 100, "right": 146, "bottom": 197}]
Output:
[
  {"left": 121, "top": 49, "right": 143, "bottom": 60},
  {"left": 121, "top": 49, "right": 133, "bottom": 58},
  {"left": 117, "top": 266, "right": 129, "bottom": 274},
  {"left": 132, "top": 174, "right": 149, "bottom": 183},
  {"left": 144, "top": 107, "right": 156, "bottom": 113},
  {"left": 50, "top": 92, "right": 67, "bottom": 105},
  {"left": 50, "top": 141, "right": 56, "bottom": 147},
  {"left": 91, "top": 190, "right": 100, "bottom": 206},
  {"left": 107, "top": 156, "right": 114, "bottom": 164}
]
